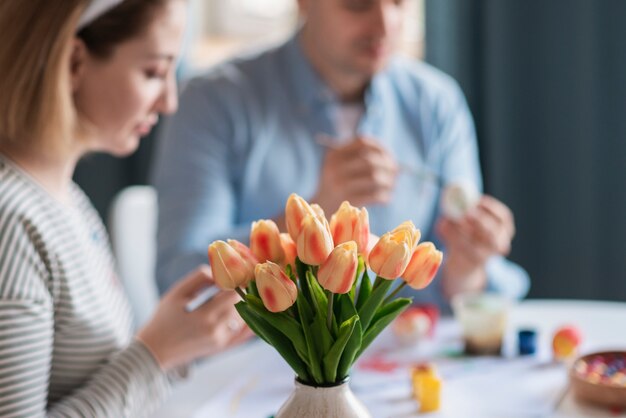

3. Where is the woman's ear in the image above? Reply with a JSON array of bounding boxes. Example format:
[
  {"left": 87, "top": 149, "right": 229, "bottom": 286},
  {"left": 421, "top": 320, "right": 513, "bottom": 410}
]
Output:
[{"left": 70, "top": 38, "right": 89, "bottom": 93}]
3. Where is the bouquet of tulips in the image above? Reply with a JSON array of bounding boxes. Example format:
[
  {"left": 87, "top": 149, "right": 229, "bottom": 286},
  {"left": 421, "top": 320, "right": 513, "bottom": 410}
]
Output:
[{"left": 208, "top": 194, "right": 442, "bottom": 386}]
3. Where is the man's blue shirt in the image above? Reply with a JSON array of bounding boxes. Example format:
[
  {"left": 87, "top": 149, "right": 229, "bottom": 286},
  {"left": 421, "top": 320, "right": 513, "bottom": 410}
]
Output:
[{"left": 152, "top": 35, "right": 530, "bottom": 308}]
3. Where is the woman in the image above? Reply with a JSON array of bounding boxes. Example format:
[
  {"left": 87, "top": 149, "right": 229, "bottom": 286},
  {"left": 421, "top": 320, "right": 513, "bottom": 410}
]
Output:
[{"left": 0, "top": 0, "right": 251, "bottom": 416}]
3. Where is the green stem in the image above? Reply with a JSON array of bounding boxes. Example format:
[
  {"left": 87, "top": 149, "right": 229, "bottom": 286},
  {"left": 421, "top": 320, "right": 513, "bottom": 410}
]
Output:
[
  {"left": 235, "top": 287, "right": 247, "bottom": 300},
  {"left": 384, "top": 281, "right": 408, "bottom": 304},
  {"left": 326, "top": 290, "right": 334, "bottom": 332}
]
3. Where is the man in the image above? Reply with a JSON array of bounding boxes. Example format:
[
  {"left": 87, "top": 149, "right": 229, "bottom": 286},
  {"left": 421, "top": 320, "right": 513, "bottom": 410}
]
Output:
[{"left": 152, "top": 0, "right": 529, "bottom": 309}]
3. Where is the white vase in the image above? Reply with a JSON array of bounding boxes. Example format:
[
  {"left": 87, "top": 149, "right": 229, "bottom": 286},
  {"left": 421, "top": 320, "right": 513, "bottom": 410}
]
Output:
[{"left": 276, "top": 378, "right": 372, "bottom": 418}]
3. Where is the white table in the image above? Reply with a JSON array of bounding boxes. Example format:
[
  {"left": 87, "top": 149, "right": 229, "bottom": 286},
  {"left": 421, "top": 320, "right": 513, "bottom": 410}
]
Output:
[{"left": 151, "top": 300, "right": 626, "bottom": 418}]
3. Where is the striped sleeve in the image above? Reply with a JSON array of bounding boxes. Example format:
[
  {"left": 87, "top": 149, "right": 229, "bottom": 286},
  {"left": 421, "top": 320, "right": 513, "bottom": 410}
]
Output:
[
  {"left": 0, "top": 217, "right": 171, "bottom": 417},
  {"left": 48, "top": 340, "right": 171, "bottom": 418},
  {"left": 0, "top": 300, "right": 53, "bottom": 417}
]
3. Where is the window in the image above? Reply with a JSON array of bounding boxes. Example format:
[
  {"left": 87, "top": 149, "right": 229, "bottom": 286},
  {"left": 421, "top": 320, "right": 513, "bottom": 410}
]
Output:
[{"left": 185, "top": 0, "right": 424, "bottom": 74}]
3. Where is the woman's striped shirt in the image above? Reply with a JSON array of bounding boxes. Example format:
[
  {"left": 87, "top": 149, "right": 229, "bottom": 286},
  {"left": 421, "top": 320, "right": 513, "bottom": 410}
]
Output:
[{"left": 0, "top": 154, "right": 171, "bottom": 417}]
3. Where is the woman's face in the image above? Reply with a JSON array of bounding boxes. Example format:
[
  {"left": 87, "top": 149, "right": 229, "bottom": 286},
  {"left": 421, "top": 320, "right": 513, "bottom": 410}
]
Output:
[{"left": 74, "top": 0, "right": 187, "bottom": 156}]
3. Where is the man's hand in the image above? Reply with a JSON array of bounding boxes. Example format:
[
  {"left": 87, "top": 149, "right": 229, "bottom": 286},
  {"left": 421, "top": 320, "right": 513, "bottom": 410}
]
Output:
[
  {"left": 436, "top": 195, "right": 516, "bottom": 299},
  {"left": 312, "top": 136, "right": 398, "bottom": 215}
]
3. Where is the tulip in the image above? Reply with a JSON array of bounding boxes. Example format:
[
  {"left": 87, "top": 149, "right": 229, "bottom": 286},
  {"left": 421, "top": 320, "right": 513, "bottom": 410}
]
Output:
[
  {"left": 208, "top": 240, "right": 255, "bottom": 289},
  {"left": 318, "top": 241, "right": 359, "bottom": 294},
  {"left": 402, "top": 242, "right": 443, "bottom": 290},
  {"left": 368, "top": 230, "right": 413, "bottom": 279},
  {"left": 329, "top": 201, "right": 370, "bottom": 254},
  {"left": 310, "top": 203, "right": 326, "bottom": 220},
  {"left": 227, "top": 239, "right": 258, "bottom": 271},
  {"left": 366, "top": 233, "right": 380, "bottom": 256},
  {"left": 390, "top": 221, "right": 421, "bottom": 251},
  {"left": 297, "top": 213, "right": 334, "bottom": 265},
  {"left": 255, "top": 261, "right": 298, "bottom": 312},
  {"left": 285, "top": 193, "right": 317, "bottom": 242},
  {"left": 250, "top": 219, "right": 284, "bottom": 263},
  {"left": 279, "top": 233, "right": 297, "bottom": 270}
]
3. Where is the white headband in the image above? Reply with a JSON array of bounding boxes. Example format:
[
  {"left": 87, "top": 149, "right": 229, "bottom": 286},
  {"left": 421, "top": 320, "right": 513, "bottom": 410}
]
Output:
[{"left": 77, "top": 0, "right": 124, "bottom": 30}]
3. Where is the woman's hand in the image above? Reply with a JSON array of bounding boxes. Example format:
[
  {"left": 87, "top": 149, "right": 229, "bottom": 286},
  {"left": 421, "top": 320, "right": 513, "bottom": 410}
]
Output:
[{"left": 136, "top": 265, "right": 254, "bottom": 371}]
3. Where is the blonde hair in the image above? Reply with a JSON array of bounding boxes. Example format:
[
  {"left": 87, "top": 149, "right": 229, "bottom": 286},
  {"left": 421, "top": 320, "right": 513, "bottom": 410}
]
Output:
[
  {"left": 0, "top": 0, "right": 86, "bottom": 150},
  {"left": 0, "top": 0, "right": 172, "bottom": 152}
]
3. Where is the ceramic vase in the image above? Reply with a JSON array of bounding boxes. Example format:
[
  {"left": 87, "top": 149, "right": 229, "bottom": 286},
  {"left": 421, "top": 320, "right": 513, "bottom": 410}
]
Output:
[{"left": 276, "top": 378, "right": 371, "bottom": 418}]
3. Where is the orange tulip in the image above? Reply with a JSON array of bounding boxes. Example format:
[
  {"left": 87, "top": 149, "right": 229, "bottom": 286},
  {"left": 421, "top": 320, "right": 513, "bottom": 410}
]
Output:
[
  {"left": 368, "top": 229, "right": 413, "bottom": 279},
  {"left": 402, "top": 242, "right": 443, "bottom": 290},
  {"left": 330, "top": 201, "right": 370, "bottom": 254},
  {"left": 318, "top": 241, "right": 359, "bottom": 294},
  {"left": 227, "top": 239, "right": 258, "bottom": 271},
  {"left": 390, "top": 221, "right": 421, "bottom": 251},
  {"left": 255, "top": 261, "right": 298, "bottom": 312},
  {"left": 208, "top": 240, "right": 255, "bottom": 289},
  {"left": 250, "top": 219, "right": 285, "bottom": 263},
  {"left": 297, "top": 213, "right": 334, "bottom": 265},
  {"left": 310, "top": 203, "right": 326, "bottom": 220},
  {"left": 280, "top": 233, "right": 297, "bottom": 270},
  {"left": 285, "top": 193, "right": 317, "bottom": 242}
]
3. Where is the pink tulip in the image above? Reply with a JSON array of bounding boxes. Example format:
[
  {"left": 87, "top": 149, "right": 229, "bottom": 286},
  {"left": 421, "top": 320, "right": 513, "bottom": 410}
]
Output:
[
  {"left": 208, "top": 240, "right": 255, "bottom": 289},
  {"left": 318, "top": 241, "right": 359, "bottom": 294},
  {"left": 402, "top": 242, "right": 443, "bottom": 290},
  {"left": 297, "top": 213, "right": 334, "bottom": 266},
  {"left": 285, "top": 193, "right": 317, "bottom": 242},
  {"left": 250, "top": 219, "right": 285, "bottom": 263},
  {"left": 280, "top": 233, "right": 297, "bottom": 270},
  {"left": 368, "top": 229, "right": 413, "bottom": 279},
  {"left": 330, "top": 201, "right": 370, "bottom": 254},
  {"left": 255, "top": 262, "right": 298, "bottom": 312}
]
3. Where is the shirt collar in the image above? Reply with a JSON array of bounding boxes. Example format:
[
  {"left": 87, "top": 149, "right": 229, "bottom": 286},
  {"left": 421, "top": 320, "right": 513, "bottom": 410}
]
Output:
[
  {"left": 281, "top": 32, "right": 336, "bottom": 109},
  {"left": 280, "top": 31, "right": 392, "bottom": 118}
]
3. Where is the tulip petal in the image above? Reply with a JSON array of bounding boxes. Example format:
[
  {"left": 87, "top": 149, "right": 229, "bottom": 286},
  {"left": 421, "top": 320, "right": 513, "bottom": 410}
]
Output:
[
  {"left": 251, "top": 220, "right": 285, "bottom": 263},
  {"left": 208, "top": 240, "right": 254, "bottom": 289},
  {"left": 318, "top": 241, "right": 358, "bottom": 294},
  {"left": 255, "top": 262, "right": 298, "bottom": 312},
  {"left": 402, "top": 242, "right": 443, "bottom": 290}
]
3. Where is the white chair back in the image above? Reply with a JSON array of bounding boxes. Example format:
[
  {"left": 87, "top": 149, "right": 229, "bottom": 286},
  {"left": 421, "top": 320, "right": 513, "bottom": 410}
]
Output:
[{"left": 108, "top": 185, "right": 159, "bottom": 328}]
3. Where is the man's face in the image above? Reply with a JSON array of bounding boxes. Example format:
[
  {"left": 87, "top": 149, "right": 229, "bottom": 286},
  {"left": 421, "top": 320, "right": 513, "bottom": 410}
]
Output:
[{"left": 300, "top": 0, "right": 406, "bottom": 80}]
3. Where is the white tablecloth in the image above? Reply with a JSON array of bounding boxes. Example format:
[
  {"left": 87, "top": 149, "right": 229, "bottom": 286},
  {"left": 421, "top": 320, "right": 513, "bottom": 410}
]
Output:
[{"left": 151, "top": 300, "right": 626, "bottom": 418}]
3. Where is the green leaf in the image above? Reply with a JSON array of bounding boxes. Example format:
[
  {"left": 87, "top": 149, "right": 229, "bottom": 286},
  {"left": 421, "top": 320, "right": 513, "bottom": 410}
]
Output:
[
  {"left": 311, "top": 313, "right": 333, "bottom": 360},
  {"left": 334, "top": 293, "right": 353, "bottom": 325},
  {"left": 349, "top": 256, "right": 365, "bottom": 302},
  {"left": 306, "top": 270, "right": 328, "bottom": 316},
  {"left": 322, "top": 315, "right": 359, "bottom": 383},
  {"left": 357, "top": 276, "right": 394, "bottom": 331},
  {"left": 296, "top": 290, "right": 324, "bottom": 384},
  {"left": 296, "top": 284, "right": 313, "bottom": 322},
  {"left": 235, "top": 301, "right": 270, "bottom": 345},
  {"left": 295, "top": 257, "right": 312, "bottom": 301},
  {"left": 356, "top": 268, "right": 372, "bottom": 311},
  {"left": 244, "top": 295, "right": 309, "bottom": 366},
  {"left": 336, "top": 295, "right": 363, "bottom": 379},
  {"left": 285, "top": 263, "right": 295, "bottom": 281},
  {"left": 235, "top": 301, "right": 311, "bottom": 382},
  {"left": 284, "top": 266, "right": 300, "bottom": 321},
  {"left": 247, "top": 280, "right": 259, "bottom": 298},
  {"left": 305, "top": 269, "right": 341, "bottom": 338},
  {"left": 356, "top": 298, "right": 411, "bottom": 359}
]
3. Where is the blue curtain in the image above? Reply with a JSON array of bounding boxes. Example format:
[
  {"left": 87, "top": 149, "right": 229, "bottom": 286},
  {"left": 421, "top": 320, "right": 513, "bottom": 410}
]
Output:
[{"left": 426, "top": 0, "right": 626, "bottom": 300}]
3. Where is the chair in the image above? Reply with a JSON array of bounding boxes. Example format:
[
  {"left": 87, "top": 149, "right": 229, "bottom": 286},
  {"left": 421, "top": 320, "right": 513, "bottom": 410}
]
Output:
[{"left": 108, "top": 185, "right": 160, "bottom": 329}]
